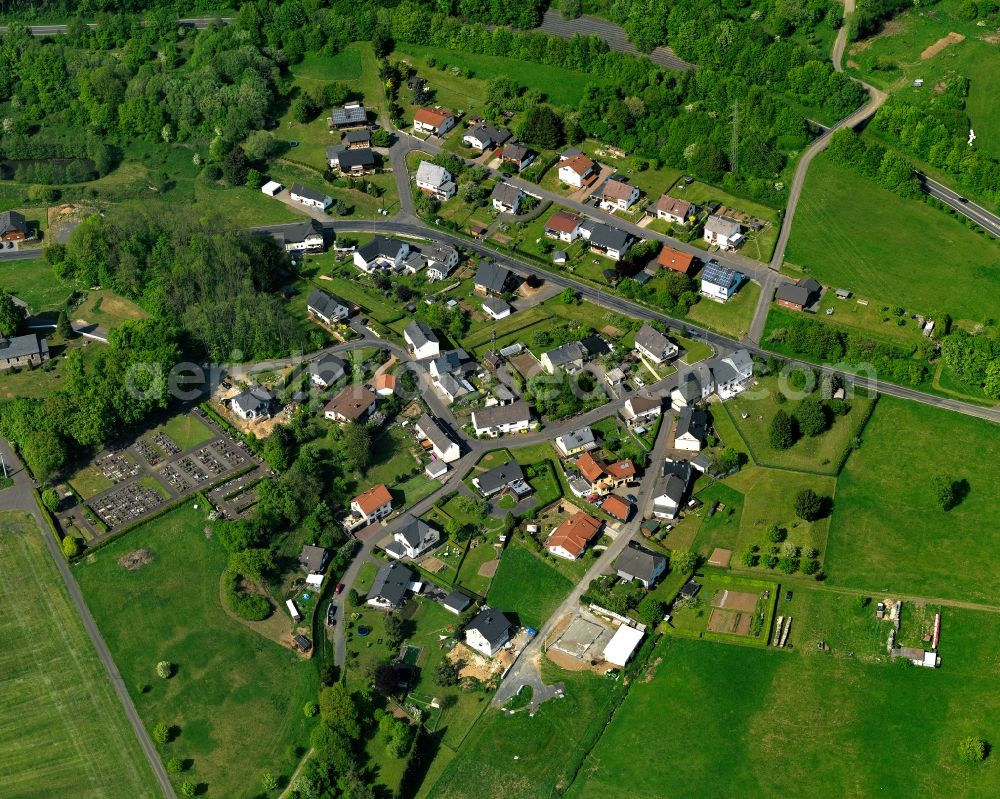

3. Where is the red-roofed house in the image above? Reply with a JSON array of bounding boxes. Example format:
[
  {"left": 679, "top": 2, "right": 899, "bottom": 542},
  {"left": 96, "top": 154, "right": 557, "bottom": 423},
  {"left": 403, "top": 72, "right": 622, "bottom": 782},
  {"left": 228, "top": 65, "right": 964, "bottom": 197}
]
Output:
[
  {"left": 558, "top": 154, "right": 598, "bottom": 188},
  {"left": 657, "top": 245, "right": 696, "bottom": 275},
  {"left": 654, "top": 195, "right": 695, "bottom": 224},
  {"left": 598, "top": 178, "right": 640, "bottom": 212},
  {"left": 601, "top": 494, "right": 632, "bottom": 522},
  {"left": 350, "top": 484, "right": 393, "bottom": 524},
  {"left": 373, "top": 373, "right": 396, "bottom": 396},
  {"left": 544, "top": 211, "right": 583, "bottom": 242},
  {"left": 546, "top": 512, "right": 602, "bottom": 560},
  {"left": 413, "top": 107, "right": 455, "bottom": 136}
]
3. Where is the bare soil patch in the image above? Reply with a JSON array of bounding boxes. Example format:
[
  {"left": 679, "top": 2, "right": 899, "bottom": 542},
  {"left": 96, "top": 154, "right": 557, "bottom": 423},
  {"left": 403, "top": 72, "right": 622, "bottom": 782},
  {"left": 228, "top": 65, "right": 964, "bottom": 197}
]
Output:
[
  {"left": 711, "top": 589, "right": 758, "bottom": 613},
  {"left": 118, "top": 549, "right": 154, "bottom": 571},
  {"left": 707, "top": 608, "right": 752, "bottom": 636},
  {"left": 478, "top": 558, "right": 499, "bottom": 578},
  {"left": 422, "top": 555, "right": 446, "bottom": 573},
  {"left": 921, "top": 32, "right": 965, "bottom": 60}
]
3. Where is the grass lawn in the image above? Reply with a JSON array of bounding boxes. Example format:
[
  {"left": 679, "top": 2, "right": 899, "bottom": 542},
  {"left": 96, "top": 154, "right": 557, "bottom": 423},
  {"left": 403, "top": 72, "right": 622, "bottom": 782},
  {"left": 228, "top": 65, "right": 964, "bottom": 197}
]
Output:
[
  {"left": 785, "top": 153, "right": 1000, "bottom": 323},
  {"left": 147, "top": 413, "right": 214, "bottom": 451},
  {"left": 75, "top": 502, "right": 317, "bottom": 798},
  {"left": 567, "top": 601, "right": 1000, "bottom": 798},
  {"left": 721, "top": 376, "right": 876, "bottom": 474},
  {"left": 0, "top": 257, "right": 72, "bottom": 312},
  {"left": 686, "top": 280, "right": 760, "bottom": 339},
  {"left": 455, "top": 536, "right": 500, "bottom": 597},
  {"left": 428, "top": 662, "right": 624, "bottom": 799},
  {"left": 825, "top": 397, "right": 1000, "bottom": 603},
  {"left": 847, "top": 0, "right": 1000, "bottom": 160},
  {"left": 676, "top": 335, "right": 713, "bottom": 364},
  {"left": 68, "top": 463, "right": 115, "bottom": 500},
  {"left": 0, "top": 511, "right": 159, "bottom": 799},
  {"left": 395, "top": 45, "right": 607, "bottom": 109},
  {"left": 486, "top": 540, "right": 572, "bottom": 629},
  {"left": 73, "top": 290, "right": 147, "bottom": 329},
  {"left": 0, "top": 338, "right": 101, "bottom": 401}
]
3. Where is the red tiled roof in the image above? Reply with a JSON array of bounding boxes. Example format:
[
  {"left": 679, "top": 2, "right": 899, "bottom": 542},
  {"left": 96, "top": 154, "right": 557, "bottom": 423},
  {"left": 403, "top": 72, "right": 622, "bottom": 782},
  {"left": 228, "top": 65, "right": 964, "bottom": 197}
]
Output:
[
  {"left": 545, "top": 211, "right": 582, "bottom": 234},
  {"left": 324, "top": 385, "right": 377, "bottom": 421},
  {"left": 657, "top": 246, "right": 695, "bottom": 274},
  {"left": 547, "top": 512, "right": 602, "bottom": 558},
  {"left": 374, "top": 373, "right": 396, "bottom": 392},
  {"left": 576, "top": 452, "right": 607, "bottom": 483},
  {"left": 602, "top": 178, "right": 635, "bottom": 201},
  {"left": 655, "top": 195, "right": 693, "bottom": 218},
  {"left": 561, "top": 154, "right": 595, "bottom": 176},
  {"left": 601, "top": 495, "right": 630, "bottom": 521},
  {"left": 606, "top": 459, "right": 637, "bottom": 480},
  {"left": 353, "top": 484, "right": 392, "bottom": 516},
  {"left": 414, "top": 107, "right": 452, "bottom": 127}
]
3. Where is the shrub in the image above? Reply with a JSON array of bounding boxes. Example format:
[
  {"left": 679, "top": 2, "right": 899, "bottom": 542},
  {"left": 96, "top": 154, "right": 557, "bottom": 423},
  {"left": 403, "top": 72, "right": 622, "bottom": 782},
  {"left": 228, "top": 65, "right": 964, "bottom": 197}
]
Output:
[
  {"left": 180, "top": 780, "right": 196, "bottom": 797},
  {"left": 261, "top": 771, "right": 278, "bottom": 791},
  {"left": 765, "top": 525, "right": 786, "bottom": 543},
  {"left": 303, "top": 701, "right": 319, "bottom": 718},
  {"left": 769, "top": 409, "right": 796, "bottom": 449},
  {"left": 156, "top": 661, "right": 173, "bottom": 679},
  {"left": 801, "top": 558, "right": 820, "bottom": 575},
  {"left": 166, "top": 757, "right": 185, "bottom": 773},
  {"left": 61, "top": 535, "right": 79, "bottom": 558},
  {"left": 957, "top": 736, "right": 987, "bottom": 764},
  {"left": 152, "top": 722, "right": 170, "bottom": 745},
  {"left": 794, "top": 488, "right": 827, "bottom": 521}
]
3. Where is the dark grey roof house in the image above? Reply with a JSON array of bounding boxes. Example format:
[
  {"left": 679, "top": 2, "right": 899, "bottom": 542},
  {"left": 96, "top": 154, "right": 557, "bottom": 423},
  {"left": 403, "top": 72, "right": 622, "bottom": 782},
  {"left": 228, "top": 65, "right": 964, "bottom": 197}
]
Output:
[
  {"left": 0, "top": 210, "right": 27, "bottom": 237},
  {"left": 464, "top": 607, "right": 514, "bottom": 655},
  {"left": 0, "top": 333, "right": 49, "bottom": 369},
  {"left": 368, "top": 561, "right": 415, "bottom": 609},
  {"left": 474, "top": 460, "right": 528, "bottom": 497},
  {"left": 309, "top": 353, "right": 347, "bottom": 387},
  {"left": 298, "top": 544, "right": 329, "bottom": 573},
  {"left": 442, "top": 589, "right": 473, "bottom": 615},
  {"left": 330, "top": 103, "right": 367, "bottom": 127},
  {"left": 306, "top": 288, "right": 349, "bottom": 324},
  {"left": 474, "top": 261, "right": 512, "bottom": 295},
  {"left": 615, "top": 542, "right": 667, "bottom": 588}
]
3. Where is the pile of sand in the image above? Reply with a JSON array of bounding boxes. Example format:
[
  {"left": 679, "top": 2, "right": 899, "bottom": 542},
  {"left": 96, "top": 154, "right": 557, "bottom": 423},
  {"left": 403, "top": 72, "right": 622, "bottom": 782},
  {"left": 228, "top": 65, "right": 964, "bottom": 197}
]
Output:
[{"left": 118, "top": 549, "right": 154, "bottom": 570}]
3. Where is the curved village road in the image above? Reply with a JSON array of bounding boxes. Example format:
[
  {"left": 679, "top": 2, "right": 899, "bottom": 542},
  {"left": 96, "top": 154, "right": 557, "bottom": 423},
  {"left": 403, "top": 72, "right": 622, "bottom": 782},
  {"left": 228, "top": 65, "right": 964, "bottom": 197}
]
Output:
[{"left": 0, "top": 439, "right": 176, "bottom": 799}]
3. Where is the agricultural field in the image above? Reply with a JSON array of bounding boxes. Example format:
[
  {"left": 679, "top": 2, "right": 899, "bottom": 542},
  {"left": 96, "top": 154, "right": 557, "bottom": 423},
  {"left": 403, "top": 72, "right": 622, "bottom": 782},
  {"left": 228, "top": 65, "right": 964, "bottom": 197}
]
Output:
[
  {"left": 722, "top": 376, "right": 876, "bottom": 474},
  {"left": 427, "top": 662, "right": 625, "bottom": 799},
  {"left": 785, "top": 153, "right": 1000, "bottom": 322},
  {"left": 824, "top": 397, "right": 1000, "bottom": 604},
  {"left": 0, "top": 511, "right": 158, "bottom": 799},
  {"left": 847, "top": 0, "right": 1000, "bottom": 160},
  {"left": 686, "top": 280, "right": 761, "bottom": 340},
  {"left": 75, "top": 502, "right": 317, "bottom": 798},
  {"left": 567, "top": 600, "right": 1000, "bottom": 798},
  {"left": 486, "top": 540, "right": 573, "bottom": 630}
]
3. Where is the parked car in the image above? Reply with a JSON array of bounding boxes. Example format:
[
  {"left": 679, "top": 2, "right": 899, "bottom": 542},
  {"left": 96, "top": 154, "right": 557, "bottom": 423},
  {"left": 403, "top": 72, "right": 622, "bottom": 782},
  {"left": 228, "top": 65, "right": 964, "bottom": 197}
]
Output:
[{"left": 334, "top": 583, "right": 345, "bottom": 596}]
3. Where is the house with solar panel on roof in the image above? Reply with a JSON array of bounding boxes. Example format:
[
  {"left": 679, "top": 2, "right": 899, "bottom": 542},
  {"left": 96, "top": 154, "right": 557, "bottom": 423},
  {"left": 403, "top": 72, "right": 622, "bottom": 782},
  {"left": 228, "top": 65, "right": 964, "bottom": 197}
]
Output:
[
  {"left": 699, "top": 260, "right": 745, "bottom": 303},
  {"left": 329, "top": 102, "right": 367, "bottom": 130}
]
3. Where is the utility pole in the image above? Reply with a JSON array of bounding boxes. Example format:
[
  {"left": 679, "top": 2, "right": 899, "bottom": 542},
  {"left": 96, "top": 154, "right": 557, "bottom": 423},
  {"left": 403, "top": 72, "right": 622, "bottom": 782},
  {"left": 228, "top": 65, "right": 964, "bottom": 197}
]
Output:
[{"left": 730, "top": 99, "right": 740, "bottom": 176}]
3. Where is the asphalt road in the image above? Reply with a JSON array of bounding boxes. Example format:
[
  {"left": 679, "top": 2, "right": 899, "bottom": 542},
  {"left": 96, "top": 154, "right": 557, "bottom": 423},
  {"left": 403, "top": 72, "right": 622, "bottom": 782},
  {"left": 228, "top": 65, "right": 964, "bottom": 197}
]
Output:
[
  {"left": 0, "top": 248, "right": 41, "bottom": 262},
  {"left": 918, "top": 173, "right": 1000, "bottom": 235},
  {"left": 0, "top": 439, "right": 176, "bottom": 799}
]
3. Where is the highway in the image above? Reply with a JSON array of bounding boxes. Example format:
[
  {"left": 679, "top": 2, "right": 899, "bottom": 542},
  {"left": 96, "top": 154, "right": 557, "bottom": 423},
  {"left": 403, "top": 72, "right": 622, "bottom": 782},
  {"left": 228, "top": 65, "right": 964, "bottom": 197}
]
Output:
[
  {"left": 918, "top": 173, "right": 1000, "bottom": 235},
  {"left": 0, "top": 17, "right": 234, "bottom": 35}
]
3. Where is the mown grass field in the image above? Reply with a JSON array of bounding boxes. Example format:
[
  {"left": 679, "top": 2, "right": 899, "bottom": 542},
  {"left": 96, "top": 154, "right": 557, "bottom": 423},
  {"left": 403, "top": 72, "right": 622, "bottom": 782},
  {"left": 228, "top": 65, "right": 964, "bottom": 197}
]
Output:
[
  {"left": 567, "top": 602, "right": 1000, "bottom": 798},
  {"left": 146, "top": 412, "right": 214, "bottom": 451},
  {"left": 0, "top": 257, "right": 72, "bottom": 312},
  {"left": 785, "top": 153, "right": 1000, "bottom": 322},
  {"left": 825, "top": 397, "right": 1000, "bottom": 603},
  {"left": 722, "top": 376, "right": 875, "bottom": 474},
  {"left": 428, "top": 663, "right": 624, "bottom": 799},
  {"left": 686, "top": 280, "right": 760, "bottom": 340},
  {"left": 0, "top": 511, "right": 158, "bottom": 799},
  {"left": 486, "top": 540, "right": 572, "bottom": 630},
  {"left": 75, "top": 502, "right": 317, "bottom": 798},
  {"left": 847, "top": 0, "right": 1000, "bottom": 160}
]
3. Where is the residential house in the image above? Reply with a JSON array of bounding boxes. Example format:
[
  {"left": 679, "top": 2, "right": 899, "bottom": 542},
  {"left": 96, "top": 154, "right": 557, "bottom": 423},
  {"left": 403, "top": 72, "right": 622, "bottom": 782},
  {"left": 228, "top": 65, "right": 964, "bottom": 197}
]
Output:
[
  {"left": 581, "top": 335, "right": 613, "bottom": 359},
  {"left": 290, "top": 183, "right": 332, "bottom": 211},
  {"left": 699, "top": 261, "right": 744, "bottom": 303},
  {"left": 275, "top": 219, "right": 325, "bottom": 253},
  {"left": 324, "top": 384, "right": 377, "bottom": 423},
  {"left": 306, "top": 288, "right": 350, "bottom": 325},
  {"left": 0, "top": 210, "right": 28, "bottom": 244},
  {"left": 367, "top": 561, "right": 415, "bottom": 609},
  {"left": 404, "top": 320, "right": 440, "bottom": 360},
  {"left": 435, "top": 372, "right": 472, "bottom": 403},
  {"left": 413, "top": 107, "right": 456, "bottom": 136},
  {"left": 634, "top": 324, "right": 678, "bottom": 364},
  {"left": 401, "top": 251, "right": 426, "bottom": 275},
  {"left": 0, "top": 333, "right": 48, "bottom": 371},
  {"left": 574, "top": 452, "right": 636, "bottom": 496},
  {"left": 652, "top": 459, "right": 692, "bottom": 519},
  {"left": 230, "top": 386, "right": 275, "bottom": 421},
  {"left": 710, "top": 349, "right": 754, "bottom": 399},
  {"left": 621, "top": 393, "right": 662, "bottom": 426},
  {"left": 654, "top": 195, "right": 694, "bottom": 224},
  {"left": 599, "top": 177, "right": 640, "bottom": 212},
  {"left": 581, "top": 221, "right": 634, "bottom": 261},
  {"left": 704, "top": 215, "right": 743, "bottom": 250},
  {"left": 350, "top": 483, "right": 393, "bottom": 525},
  {"left": 353, "top": 237, "right": 411, "bottom": 273},
  {"left": 462, "top": 123, "right": 511, "bottom": 151},
  {"left": 671, "top": 365, "right": 712, "bottom": 408},
  {"left": 554, "top": 426, "right": 597, "bottom": 457},
  {"left": 471, "top": 400, "right": 531, "bottom": 437},
  {"left": 415, "top": 160, "right": 457, "bottom": 201},
  {"left": 540, "top": 341, "right": 586, "bottom": 374},
  {"left": 309, "top": 353, "right": 347, "bottom": 389},
  {"left": 298, "top": 544, "right": 329, "bottom": 574},
  {"left": 344, "top": 128, "right": 371, "bottom": 149},
  {"left": 473, "top": 460, "right": 531, "bottom": 498},
  {"left": 558, "top": 152, "right": 598, "bottom": 188},
  {"left": 656, "top": 245, "right": 695, "bottom": 275},
  {"left": 426, "top": 243, "right": 460, "bottom": 280},
  {"left": 615, "top": 541, "right": 667, "bottom": 588},
  {"left": 326, "top": 146, "right": 376, "bottom": 175},
  {"left": 546, "top": 512, "right": 602, "bottom": 560},
  {"left": 501, "top": 142, "right": 534, "bottom": 171},
  {"left": 544, "top": 211, "right": 582, "bottom": 242},
  {"left": 429, "top": 349, "right": 465, "bottom": 380},
  {"left": 464, "top": 608, "right": 514, "bottom": 657},
  {"left": 474, "top": 261, "right": 512, "bottom": 297},
  {"left": 330, "top": 102, "right": 367, "bottom": 129},
  {"left": 674, "top": 407, "right": 708, "bottom": 452},
  {"left": 601, "top": 494, "right": 631, "bottom": 523},
  {"left": 605, "top": 367, "right": 626, "bottom": 390},
  {"left": 385, "top": 515, "right": 440, "bottom": 560},
  {"left": 490, "top": 182, "right": 524, "bottom": 214},
  {"left": 482, "top": 296, "right": 512, "bottom": 320},
  {"left": 415, "top": 413, "right": 461, "bottom": 463},
  {"left": 373, "top": 373, "right": 396, "bottom": 396},
  {"left": 775, "top": 278, "right": 823, "bottom": 312}
]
